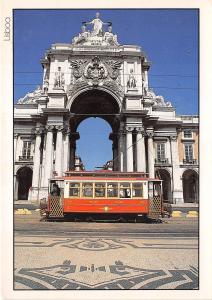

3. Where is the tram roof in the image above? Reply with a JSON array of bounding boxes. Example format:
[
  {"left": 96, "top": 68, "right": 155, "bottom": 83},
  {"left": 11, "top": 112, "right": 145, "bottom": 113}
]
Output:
[{"left": 50, "top": 171, "right": 162, "bottom": 181}]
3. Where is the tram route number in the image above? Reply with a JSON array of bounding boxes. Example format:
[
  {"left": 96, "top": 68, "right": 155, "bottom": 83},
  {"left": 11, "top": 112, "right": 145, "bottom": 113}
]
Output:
[{"left": 3, "top": 17, "right": 11, "bottom": 41}]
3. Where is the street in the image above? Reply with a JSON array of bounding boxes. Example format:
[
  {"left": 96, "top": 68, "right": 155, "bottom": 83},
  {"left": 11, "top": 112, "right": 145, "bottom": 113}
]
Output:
[{"left": 14, "top": 213, "right": 198, "bottom": 290}]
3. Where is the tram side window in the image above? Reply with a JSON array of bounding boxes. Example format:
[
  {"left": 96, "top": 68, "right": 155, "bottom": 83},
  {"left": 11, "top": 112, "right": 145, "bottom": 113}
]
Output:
[
  {"left": 82, "top": 183, "right": 93, "bottom": 197},
  {"left": 69, "top": 183, "right": 80, "bottom": 197},
  {"left": 132, "top": 183, "right": 143, "bottom": 198},
  {"left": 119, "top": 183, "right": 131, "bottom": 198},
  {"left": 95, "top": 183, "right": 105, "bottom": 197},
  {"left": 107, "top": 183, "right": 118, "bottom": 198}
]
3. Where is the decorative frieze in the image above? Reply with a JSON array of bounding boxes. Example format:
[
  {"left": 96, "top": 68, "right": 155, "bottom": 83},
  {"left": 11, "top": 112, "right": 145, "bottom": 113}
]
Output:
[{"left": 68, "top": 56, "right": 123, "bottom": 97}]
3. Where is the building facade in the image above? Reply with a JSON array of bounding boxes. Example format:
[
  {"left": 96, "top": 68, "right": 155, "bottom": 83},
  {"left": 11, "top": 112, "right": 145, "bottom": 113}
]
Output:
[{"left": 14, "top": 13, "right": 199, "bottom": 204}]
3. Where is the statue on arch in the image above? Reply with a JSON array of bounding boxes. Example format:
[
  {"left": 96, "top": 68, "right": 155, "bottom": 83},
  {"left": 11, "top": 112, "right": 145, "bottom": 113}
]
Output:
[
  {"left": 54, "top": 67, "right": 65, "bottom": 89},
  {"left": 127, "top": 69, "right": 136, "bottom": 89},
  {"left": 72, "top": 25, "right": 90, "bottom": 44},
  {"left": 104, "top": 25, "right": 118, "bottom": 46},
  {"left": 83, "top": 12, "right": 111, "bottom": 37}
]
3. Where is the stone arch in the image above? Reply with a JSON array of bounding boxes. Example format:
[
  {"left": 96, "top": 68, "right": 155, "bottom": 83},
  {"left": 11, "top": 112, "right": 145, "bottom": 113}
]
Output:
[
  {"left": 67, "top": 86, "right": 123, "bottom": 113},
  {"left": 67, "top": 88, "right": 121, "bottom": 171},
  {"left": 156, "top": 168, "right": 172, "bottom": 203},
  {"left": 76, "top": 117, "right": 113, "bottom": 170},
  {"left": 182, "top": 169, "right": 199, "bottom": 203},
  {"left": 16, "top": 166, "right": 33, "bottom": 200}
]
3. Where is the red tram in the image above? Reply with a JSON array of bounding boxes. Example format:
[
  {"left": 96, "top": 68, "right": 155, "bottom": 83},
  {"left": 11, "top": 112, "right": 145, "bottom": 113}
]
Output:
[{"left": 40, "top": 171, "right": 163, "bottom": 221}]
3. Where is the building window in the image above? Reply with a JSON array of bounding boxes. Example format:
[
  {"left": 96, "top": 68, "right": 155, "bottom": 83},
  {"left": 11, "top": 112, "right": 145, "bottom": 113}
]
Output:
[
  {"left": 183, "top": 129, "right": 192, "bottom": 139},
  {"left": 22, "top": 141, "right": 32, "bottom": 158},
  {"left": 184, "top": 144, "right": 194, "bottom": 161},
  {"left": 157, "top": 143, "right": 165, "bottom": 161}
]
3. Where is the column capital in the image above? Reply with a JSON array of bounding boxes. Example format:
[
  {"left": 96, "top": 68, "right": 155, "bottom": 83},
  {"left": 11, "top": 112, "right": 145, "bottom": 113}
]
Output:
[
  {"left": 34, "top": 127, "right": 43, "bottom": 136},
  {"left": 125, "top": 126, "right": 134, "bottom": 133},
  {"left": 146, "top": 130, "right": 154, "bottom": 138},
  {"left": 170, "top": 135, "right": 177, "bottom": 141},
  {"left": 55, "top": 125, "right": 64, "bottom": 132},
  {"left": 135, "top": 126, "right": 144, "bottom": 134},
  {"left": 45, "top": 125, "right": 54, "bottom": 132},
  {"left": 14, "top": 133, "right": 18, "bottom": 139}
]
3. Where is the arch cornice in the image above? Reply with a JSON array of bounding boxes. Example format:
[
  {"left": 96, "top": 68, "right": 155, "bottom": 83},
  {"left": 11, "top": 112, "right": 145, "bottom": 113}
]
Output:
[
  {"left": 182, "top": 168, "right": 199, "bottom": 176},
  {"left": 66, "top": 86, "right": 123, "bottom": 112},
  {"left": 15, "top": 165, "right": 33, "bottom": 174}
]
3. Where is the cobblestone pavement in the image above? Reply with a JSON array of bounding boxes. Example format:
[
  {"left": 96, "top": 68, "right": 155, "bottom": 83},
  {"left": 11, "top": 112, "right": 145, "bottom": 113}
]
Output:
[{"left": 14, "top": 213, "right": 198, "bottom": 290}]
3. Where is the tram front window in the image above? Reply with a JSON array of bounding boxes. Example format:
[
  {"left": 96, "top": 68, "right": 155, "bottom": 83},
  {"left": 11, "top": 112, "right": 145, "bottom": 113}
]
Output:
[
  {"left": 153, "top": 182, "right": 161, "bottom": 197},
  {"left": 50, "top": 181, "right": 61, "bottom": 196}
]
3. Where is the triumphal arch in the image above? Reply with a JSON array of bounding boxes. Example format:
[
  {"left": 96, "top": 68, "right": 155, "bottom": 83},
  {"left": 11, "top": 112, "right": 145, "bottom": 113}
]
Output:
[{"left": 14, "top": 13, "right": 199, "bottom": 204}]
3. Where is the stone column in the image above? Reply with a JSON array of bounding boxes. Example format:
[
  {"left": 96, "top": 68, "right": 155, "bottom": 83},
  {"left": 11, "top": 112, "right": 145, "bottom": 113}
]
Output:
[
  {"left": 146, "top": 128, "right": 155, "bottom": 178},
  {"left": 14, "top": 133, "right": 18, "bottom": 160},
  {"left": 14, "top": 134, "right": 19, "bottom": 200},
  {"left": 69, "top": 132, "right": 80, "bottom": 170},
  {"left": 16, "top": 135, "right": 22, "bottom": 161},
  {"left": 126, "top": 126, "right": 134, "bottom": 172},
  {"left": 69, "top": 140, "right": 76, "bottom": 170},
  {"left": 170, "top": 135, "right": 183, "bottom": 203},
  {"left": 55, "top": 125, "right": 64, "bottom": 176},
  {"left": 136, "top": 127, "right": 146, "bottom": 172},
  {"left": 43, "top": 125, "right": 54, "bottom": 187},
  {"left": 14, "top": 175, "right": 19, "bottom": 201},
  {"left": 166, "top": 138, "right": 171, "bottom": 164},
  {"left": 113, "top": 139, "right": 118, "bottom": 171},
  {"left": 63, "top": 130, "right": 70, "bottom": 173},
  {"left": 118, "top": 131, "right": 124, "bottom": 172},
  {"left": 32, "top": 128, "right": 42, "bottom": 189}
]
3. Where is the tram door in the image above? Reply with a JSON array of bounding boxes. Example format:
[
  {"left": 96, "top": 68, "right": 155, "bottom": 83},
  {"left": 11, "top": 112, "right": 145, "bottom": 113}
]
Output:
[{"left": 49, "top": 180, "right": 64, "bottom": 217}]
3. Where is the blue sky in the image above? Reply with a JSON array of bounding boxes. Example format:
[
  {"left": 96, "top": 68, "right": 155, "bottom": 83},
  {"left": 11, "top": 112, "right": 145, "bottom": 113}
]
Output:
[{"left": 14, "top": 9, "right": 198, "bottom": 170}]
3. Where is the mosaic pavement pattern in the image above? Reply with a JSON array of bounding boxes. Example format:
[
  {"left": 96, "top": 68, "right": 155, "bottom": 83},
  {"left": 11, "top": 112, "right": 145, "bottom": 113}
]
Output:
[
  {"left": 14, "top": 237, "right": 198, "bottom": 290},
  {"left": 15, "top": 237, "right": 198, "bottom": 250},
  {"left": 14, "top": 260, "right": 198, "bottom": 290}
]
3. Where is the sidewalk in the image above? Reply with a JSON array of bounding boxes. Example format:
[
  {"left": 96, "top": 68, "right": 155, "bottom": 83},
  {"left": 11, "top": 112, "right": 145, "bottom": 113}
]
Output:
[
  {"left": 14, "top": 200, "right": 39, "bottom": 210},
  {"left": 14, "top": 201, "right": 199, "bottom": 218}
]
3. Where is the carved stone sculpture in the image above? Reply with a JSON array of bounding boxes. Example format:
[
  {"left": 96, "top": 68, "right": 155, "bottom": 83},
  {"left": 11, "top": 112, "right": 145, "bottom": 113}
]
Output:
[
  {"left": 17, "top": 86, "right": 43, "bottom": 104},
  {"left": 68, "top": 56, "right": 123, "bottom": 96},
  {"left": 70, "top": 60, "right": 86, "bottom": 79},
  {"left": 127, "top": 69, "right": 136, "bottom": 89},
  {"left": 43, "top": 79, "right": 49, "bottom": 94},
  {"left": 72, "top": 25, "right": 90, "bottom": 44},
  {"left": 104, "top": 26, "right": 118, "bottom": 46},
  {"left": 72, "top": 13, "right": 119, "bottom": 46},
  {"left": 83, "top": 12, "right": 111, "bottom": 37},
  {"left": 144, "top": 88, "right": 173, "bottom": 107},
  {"left": 84, "top": 57, "right": 108, "bottom": 83},
  {"left": 54, "top": 67, "right": 65, "bottom": 89}
]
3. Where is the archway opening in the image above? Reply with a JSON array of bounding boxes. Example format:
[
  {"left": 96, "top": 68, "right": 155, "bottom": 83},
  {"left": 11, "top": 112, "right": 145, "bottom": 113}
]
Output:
[
  {"left": 17, "top": 167, "right": 33, "bottom": 200},
  {"left": 69, "top": 89, "right": 120, "bottom": 171},
  {"left": 76, "top": 118, "right": 113, "bottom": 170},
  {"left": 182, "top": 169, "right": 199, "bottom": 203},
  {"left": 156, "top": 169, "right": 172, "bottom": 203}
]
